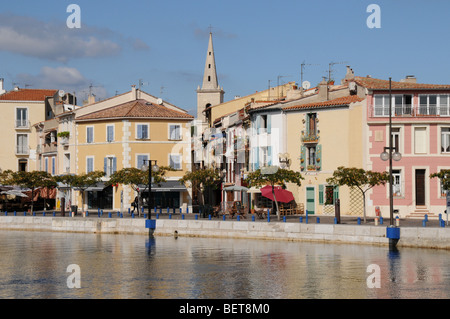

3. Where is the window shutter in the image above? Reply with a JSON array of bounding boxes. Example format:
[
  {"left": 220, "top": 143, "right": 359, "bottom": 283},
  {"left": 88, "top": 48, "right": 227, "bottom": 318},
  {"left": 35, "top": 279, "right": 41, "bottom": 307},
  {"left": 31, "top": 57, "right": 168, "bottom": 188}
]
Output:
[
  {"left": 112, "top": 157, "right": 117, "bottom": 173},
  {"left": 267, "top": 146, "right": 272, "bottom": 166},
  {"left": 104, "top": 157, "right": 107, "bottom": 173},
  {"left": 137, "top": 125, "right": 142, "bottom": 139},
  {"left": 300, "top": 146, "right": 306, "bottom": 171},
  {"left": 315, "top": 144, "right": 322, "bottom": 170},
  {"left": 319, "top": 185, "right": 324, "bottom": 205},
  {"left": 267, "top": 114, "right": 271, "bottom": 134},
  {"left": 333, "top": 186, "right": 339, "bottom": 204},
  {"left": 256, "top": 116, "right": 261, "bottom": 134}
]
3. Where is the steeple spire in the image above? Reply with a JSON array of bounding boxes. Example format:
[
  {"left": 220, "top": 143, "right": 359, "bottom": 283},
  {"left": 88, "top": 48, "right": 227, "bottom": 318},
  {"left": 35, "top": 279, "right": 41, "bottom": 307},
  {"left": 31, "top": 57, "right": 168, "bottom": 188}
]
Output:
[
  {"left": 196, "top": 31, "right": 224, "bottom": 122},
  {"left": 201, "top": 32, "right": 219, "bottom": 90}
]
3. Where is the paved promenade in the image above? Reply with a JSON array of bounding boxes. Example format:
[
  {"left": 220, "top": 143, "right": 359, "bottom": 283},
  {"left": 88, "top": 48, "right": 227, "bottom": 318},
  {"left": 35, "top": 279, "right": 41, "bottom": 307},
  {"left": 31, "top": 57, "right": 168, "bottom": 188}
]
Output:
[{"left": 5, "top": 209, "right": 446, "bottom": 228}]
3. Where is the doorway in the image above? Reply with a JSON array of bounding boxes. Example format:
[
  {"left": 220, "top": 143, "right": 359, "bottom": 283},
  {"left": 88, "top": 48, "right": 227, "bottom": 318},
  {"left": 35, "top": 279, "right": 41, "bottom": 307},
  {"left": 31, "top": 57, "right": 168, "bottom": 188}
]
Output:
[
  {"left": 306, "top": 187, "right": 315, "bottom": 214},
  {"left": 415, "top": 169, "right": 426, "bottom": 206}
]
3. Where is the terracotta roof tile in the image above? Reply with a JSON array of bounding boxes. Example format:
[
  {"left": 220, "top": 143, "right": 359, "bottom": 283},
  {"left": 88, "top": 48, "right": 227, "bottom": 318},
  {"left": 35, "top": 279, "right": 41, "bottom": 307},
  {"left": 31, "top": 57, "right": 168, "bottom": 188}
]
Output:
[
  {"left": 76, "top": 99, "right": 194, "bottom": 121},
  {"left": 0, "top": 89, "right": 57, "bottom": 101},
  {"left": 353, "top": 76, "right": 450, "bottom": 90},
  {"left": 283, "top": 95, "right": 364, "bottom": 111}
]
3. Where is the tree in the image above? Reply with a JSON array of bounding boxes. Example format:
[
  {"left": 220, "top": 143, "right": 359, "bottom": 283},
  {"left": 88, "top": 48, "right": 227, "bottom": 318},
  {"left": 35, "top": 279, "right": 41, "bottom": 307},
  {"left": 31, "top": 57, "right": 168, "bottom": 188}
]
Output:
[
  {"left": 244, "top": 167, "right": 303, "bottom": 221},
  {"left": 180, "top": 168, "right": 221, "bottom": 206},
  {"left": 430, "top": 169, "right": 450, "bottom": 194},
  {"left": 326, "top": 166, "right": 389, "bottom": 223},
  {"left": 68, "top": 171, "right": 105, "bottom": 212},
  {"left": 107, "top": 166, "right": 173, "bottom": 216},
  {"left": 2, "top": 170, "right": 57, "bottom": 212}
]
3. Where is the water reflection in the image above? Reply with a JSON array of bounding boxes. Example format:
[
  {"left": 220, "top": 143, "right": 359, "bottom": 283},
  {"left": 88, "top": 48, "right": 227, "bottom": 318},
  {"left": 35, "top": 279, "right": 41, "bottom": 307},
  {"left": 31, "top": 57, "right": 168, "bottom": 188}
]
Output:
[{"left": 0, "top": 230, "right": 450, "bottom": 299}]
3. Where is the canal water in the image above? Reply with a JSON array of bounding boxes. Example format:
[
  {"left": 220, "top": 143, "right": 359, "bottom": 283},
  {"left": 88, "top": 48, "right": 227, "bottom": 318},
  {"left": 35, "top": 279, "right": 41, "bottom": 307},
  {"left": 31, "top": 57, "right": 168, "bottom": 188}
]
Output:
[{"left": 1, "top": 229, "right": 450, "bottom": 299}]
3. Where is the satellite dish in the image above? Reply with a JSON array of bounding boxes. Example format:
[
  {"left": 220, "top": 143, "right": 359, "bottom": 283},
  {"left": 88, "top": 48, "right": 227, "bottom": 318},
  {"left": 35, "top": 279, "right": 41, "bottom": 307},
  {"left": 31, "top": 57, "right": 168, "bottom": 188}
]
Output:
[
  {"left": 302, "top": 81, "right": 311, "bottom": 90},
  {"left": 58, "top": 90, "right": 65, "bottom": 97},
  {"left": 157, "top": 98, "right": 163, "bottom": 105}
]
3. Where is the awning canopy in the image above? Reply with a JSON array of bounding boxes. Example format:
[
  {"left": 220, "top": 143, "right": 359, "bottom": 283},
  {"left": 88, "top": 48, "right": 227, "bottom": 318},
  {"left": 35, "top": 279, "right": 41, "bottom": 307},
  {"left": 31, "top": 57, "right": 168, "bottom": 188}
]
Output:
[{"left": 138, "top": 181, "right": 187, "bottom": 192}]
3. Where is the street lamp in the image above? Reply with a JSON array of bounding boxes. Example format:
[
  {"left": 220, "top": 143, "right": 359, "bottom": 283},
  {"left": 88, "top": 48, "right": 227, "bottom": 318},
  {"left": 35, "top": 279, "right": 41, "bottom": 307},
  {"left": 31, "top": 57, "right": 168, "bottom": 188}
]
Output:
[
  {"left": 380, "top": 78, "right": 402, "bottom": 248},
  {"left": 142, "top": 160, "right": 159, "bottom": 219}
]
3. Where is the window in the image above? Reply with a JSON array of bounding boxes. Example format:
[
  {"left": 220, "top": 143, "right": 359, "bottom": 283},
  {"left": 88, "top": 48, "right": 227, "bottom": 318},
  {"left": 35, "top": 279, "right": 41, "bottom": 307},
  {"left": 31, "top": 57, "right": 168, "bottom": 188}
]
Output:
[
  {"left": 393, "top": 170, "right": 402, "bottom": 197},
  {"left": 260, "top": 146, "right": 272, "bottom": 167},
  {"left": 394, "top": 95, "right": 412, "bottom": 116},
  {"left": 16, "top": 134, "right": 28, "bottom": 154},
  {"left": 169, "top": 124, "right": 181, "bottom": 140},
  {"left": 51, "top": 157, "right": 55, "bottom": 175},
  {"left": 414, "top": 127, "right": 427, "bottom": 154},
  {"left": 18, "top": 159, "right": 27, "bottom": 172},
  {"left": 86, "top": 127, "right": 94, "bottom": 143},
  {"left": 374, "top": 95, "right": 391, "bottom": 116},
  {"left": 45, "top": 157, "right": 49, "bottom": 173},
  {"left": 392, "top": 127, "right": 400, "bottom": 152},
  {"left": 419, "top": 95, "right": 437, "bottom": 115},
  {"left": 16, "top": 108, "right": 28, "bottom": 128},
  {"left": 104, "top": 157, "right": 117, "bottom": 177},
  {"left": 307, "top": 146, "right": 316, "bottom": 166},
  {"left": 136, "top": 154, "right": 148, "bottom": 169},
  {"left": 86, "top": 157, "right": 94, "bottom": 173},
  {"left": 136, "top": 124, "right": 149, "bottom": 139},
  {"left": 169, "top": 154, "right": 182, "bottom": 170},
  {"left": 64, "top": 153, "right": 70, "bottom": 173},
  {"left": 442, "top": 128, "right": 450, "bottom": 153},
  {"left": 256, "top": 114, "right": 271, "bottom": 134},
  {"left": 106, "top": 125, "right": 114, "bottom": 142},
  {"left": 440, "top": 95, "right": 449, "bottom": 116},
  {"left": 319, "top": 185, "right": 339, "bottom": 205}
]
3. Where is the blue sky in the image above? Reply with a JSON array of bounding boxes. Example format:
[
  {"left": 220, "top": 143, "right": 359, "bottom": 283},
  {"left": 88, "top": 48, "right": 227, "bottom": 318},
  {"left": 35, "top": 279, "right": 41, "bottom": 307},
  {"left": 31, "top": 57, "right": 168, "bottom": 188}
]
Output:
[{"left": 1, "top": 0, "right": 450, "bottom": 115}]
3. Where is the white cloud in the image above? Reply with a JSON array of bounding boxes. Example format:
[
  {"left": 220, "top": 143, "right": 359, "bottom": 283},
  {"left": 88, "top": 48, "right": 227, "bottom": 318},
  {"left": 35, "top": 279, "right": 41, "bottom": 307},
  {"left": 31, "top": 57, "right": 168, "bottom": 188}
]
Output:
[
  {"left": 16, "top": 66, "right": 107, "bottom": 102},
  {"left": 0, "top": 14, "right": 149, "bottom": 62}
]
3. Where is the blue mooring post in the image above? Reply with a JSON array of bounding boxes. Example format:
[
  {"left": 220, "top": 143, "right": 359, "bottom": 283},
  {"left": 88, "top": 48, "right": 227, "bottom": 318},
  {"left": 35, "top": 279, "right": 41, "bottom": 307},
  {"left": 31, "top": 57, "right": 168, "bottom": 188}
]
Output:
[
  {"left": 316, "top": 217, "right": 320, "bottom": 224},
  {"left": 182, "top": 214, "right": 185, "bottom": 220},
  {"left": 53, "top": 212, "right": 56, "bottom": 217},
  {"left": 441, "top": 219, "right": 446, "bottom": 228},
  {"left": 252, "top": 215, "right": 255, "bottom": 222},
  {"left": 180, "top": 208, "right": 182, "bottom": 214},
  {"left": 380, "top": 216, "right": 383, "bottom": 225},
  {"left": 283, "top": 216, "right": 286, "bottom": 222},
  {"left": 237, "top": 215, "right": 240, "bottom": 221},
  {"left": 334, "top": 217, "right": 337, "bottom": 224},
  {"left": 108, "top": 212, "right": 112, "bottom": 218},
  {"left": 43, "top": 212, "right": 45, "bottom": 217},
  {"left": 24, "top": 212, "right": 26, "bottom": 216},
  {"left": 169, "top": 214, "right": 172, "bottom": 219},
  {"left": 156, "top": 213, "right": 159, "bottom": 219},
  {"left": 299, "top": 216, "right": 303, "bottom": 223},
  {"left": 195, "top": 214, "right": 198, "bottom": 220},
  {"left": 14, "top": 211, "right": 16, "bottom": 216},
  {"left": 128, "top": 207, "right": 130, "bottom": 215},
  {"left": 223, "top": 214, "right": 226, "bottom": 221},
  {"left": 305, "top": 211, "right": 308, "bottom": 224},
  {"left": 357, "top": 217, "right": 361, "bottom": 225},
  {"left": 120, "top": 213, "right": 123, "bottom": 218},
  {"left": 167, "top": 207, "right": 169, "bottom": 214},
  {"left": 386, "top": 226, "right": 401, "bottom": 249},
  {"left": 4, "top": 211, "right": 7, "bottom": 216},
  {"left": 209, "top": 214, "right": 211, "bottom": 220}
]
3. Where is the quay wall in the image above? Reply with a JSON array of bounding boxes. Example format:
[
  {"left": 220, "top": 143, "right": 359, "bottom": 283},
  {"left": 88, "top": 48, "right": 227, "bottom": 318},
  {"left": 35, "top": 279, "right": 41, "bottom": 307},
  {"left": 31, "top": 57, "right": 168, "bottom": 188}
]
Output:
[{"left": 1, "top": 216, "right": 450, "bottom": 249}]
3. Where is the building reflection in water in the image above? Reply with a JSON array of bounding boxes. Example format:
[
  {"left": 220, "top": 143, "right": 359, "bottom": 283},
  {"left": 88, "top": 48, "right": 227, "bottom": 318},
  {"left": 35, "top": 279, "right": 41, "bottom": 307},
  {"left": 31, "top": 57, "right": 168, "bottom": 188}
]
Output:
[{"left": 1, "top": 230, "right": 450, "bottom": 298}]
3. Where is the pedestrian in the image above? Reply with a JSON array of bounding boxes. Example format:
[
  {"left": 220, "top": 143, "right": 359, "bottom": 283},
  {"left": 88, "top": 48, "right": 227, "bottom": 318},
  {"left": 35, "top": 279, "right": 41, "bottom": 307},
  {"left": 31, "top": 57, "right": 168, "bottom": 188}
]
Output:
[{"left": 131, "top": 196, "right": 138, "bottom": 213}]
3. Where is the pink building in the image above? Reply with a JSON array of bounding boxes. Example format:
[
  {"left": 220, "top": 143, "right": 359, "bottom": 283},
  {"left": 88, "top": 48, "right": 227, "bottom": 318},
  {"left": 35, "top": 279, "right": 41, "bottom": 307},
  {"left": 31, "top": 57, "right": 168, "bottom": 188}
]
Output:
[{"left": 358, "top": 76, "right": 450, "bottom": 218}]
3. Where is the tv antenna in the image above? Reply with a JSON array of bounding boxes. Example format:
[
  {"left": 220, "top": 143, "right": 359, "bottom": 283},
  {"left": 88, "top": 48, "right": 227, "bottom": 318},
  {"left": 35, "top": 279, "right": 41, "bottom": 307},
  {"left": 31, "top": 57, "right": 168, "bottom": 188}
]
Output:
[
  {"left": 277, "top": 75, "right": 291, "bottom": 99},
  {"left": 328, "top": 61, "right": 348, "bottom": 82},
  {"left": 300, "top": 61, "right": 319, "bottom": 87}
]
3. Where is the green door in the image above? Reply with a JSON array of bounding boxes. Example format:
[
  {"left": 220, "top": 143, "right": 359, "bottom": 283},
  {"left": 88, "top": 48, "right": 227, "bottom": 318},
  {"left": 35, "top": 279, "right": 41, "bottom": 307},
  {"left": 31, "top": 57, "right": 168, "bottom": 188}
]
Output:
[{"left": 306, "top": 187, "right": 315, "bottom": 215}]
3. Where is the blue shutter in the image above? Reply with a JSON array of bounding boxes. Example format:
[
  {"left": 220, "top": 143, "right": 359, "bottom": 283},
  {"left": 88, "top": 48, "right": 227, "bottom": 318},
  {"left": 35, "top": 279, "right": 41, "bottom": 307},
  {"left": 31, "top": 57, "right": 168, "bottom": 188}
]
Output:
[
  {"left": 267, "top": 114, "right": 271, "bottom": 134},
  {"left": 137, "top": 125, "right": 142, "bottom": 139},
  {"left": 143, "top": 125, "right": 148, "bottom": 139},
  {"left": 267, "top": 146, "right": 272, "bottom": 166},
  {"left": 104, "top": 157, "right": 107, "bottom": 174},
  {"left": 315, "top": 144, "right": 322, "bottom": 171},
  {"left": 319, "top": 185, "right": 324, "bottom": 205},
  {"left": 112, "top": 157, "right": 117, "bottom": 173}
]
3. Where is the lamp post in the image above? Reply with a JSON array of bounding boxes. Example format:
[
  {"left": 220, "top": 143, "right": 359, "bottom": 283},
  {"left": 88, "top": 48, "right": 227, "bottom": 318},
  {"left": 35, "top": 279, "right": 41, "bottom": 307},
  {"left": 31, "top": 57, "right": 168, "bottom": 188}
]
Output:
[
  {"left": 380, "top": 78, "right": 401, "bottom": 248},
  {"left": 142, "top": 160, "right": 159, "bottom": 219}
]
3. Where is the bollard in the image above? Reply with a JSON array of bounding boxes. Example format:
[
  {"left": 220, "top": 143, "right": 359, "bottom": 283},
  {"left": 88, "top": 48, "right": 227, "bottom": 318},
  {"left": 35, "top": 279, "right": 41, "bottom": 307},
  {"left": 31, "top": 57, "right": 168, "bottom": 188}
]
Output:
[
  {"left": 187, "top": 207, "right": 189, "bottom": 214},
  {"left": 252, "top": 215, "right": 255, "bottom": 222},
  {"left": 132, "top": 213, "right": 135, "bottom": 218},
  {"left": 283, "top": 216, "right": 286, "bottom": 222},
  {"left": 33, "top": 212, "right": 35, "bottom": 216},
  {"left": 180, "top": 208, "right": 182, "bottom": 214},
  {"left": 169, "top": 214, "right": 172, "bottom": 219},
  {"left": 108, "top": 212, "right": 112, "bottom": 218},
  {"left": 223, "top": 214, "right": 226, "bottom": 221},
  {"left": 267, "top": 214, "right": 270, "bottom": 222},
  {"left": 395, "top": 216, "right": 400, "bottom": 227},
  {"left": 237, "top": 215, "right": 240, "bottom": 221},
  {"left": 357, "top": 217, "right": 361, "bottom": 225},
  {"left": 167, "top": 207, "right": 170, "bottom": 214},
  {"left": 182, "top": 214, "right": 185, "bottom": 220},
  {"left": 305, "top": 214, "right": 308, "bottom": 224},
  {"left": 195, "top": 214, "right": 198, "bottom": 220},
  {"left": 86, "top": 212, "right": 89, "bottom": 217},
  {"left": 24, "top": 212, "right": 26, "bottom": 216},
  {"left": 53, "top": 212, "right": 56, "bottom": 217},
  {"left": 209, "top": 214, "right": 211, "bottom": 220},
  {"left": 4, "top": 211, "right": 7, "bottom": 216},
  {"left": 380, "top": 216, "right": 383, "bottom": 225},
  {"left": 156, "top": 213, "right": 159, "bottom": 219},
  {"left": 316, "top": 217, "right": 320, "bottom": 224},
  {"left": 144, "top": 213, "right": 147, "bottom": 218},
  {"left": 375, "top": 217, "right": 379, "bottom": 226},
  {"left": 423, "top": 219, "right": 427, "bottom": 227},
  {"left": 43, "top": 212, "right": 45, "bottom": 217},
  {"left": 441, "top": 219, "right": 446, "bottom": 228},
  {"left": 300, "top": 216, "right": 303, "bottom": 223},
  {"left": 128, "top": 207, "right": 131, "bottom": 215},
  {"left": 334, "top": 217, "right": 337, "bottom": 224},
  {"left": 14, "top": 211, "right": 17, "bottom": 216}
]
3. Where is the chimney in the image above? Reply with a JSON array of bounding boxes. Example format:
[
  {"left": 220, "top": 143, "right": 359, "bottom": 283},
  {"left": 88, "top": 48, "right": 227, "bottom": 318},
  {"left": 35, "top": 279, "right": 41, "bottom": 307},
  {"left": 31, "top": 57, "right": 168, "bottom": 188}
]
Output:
[
  {"left": 318, "top": 77, "right": 328, "bottom": 101},
  {"left": 131, "top": 85, "right": 137, "bottom": 100},
  {"left": 401, "top": 75, "right": 417, "bottom": 83},
  {"left": 341, "top": 65, "right": 355, "bottom": 84},
  {"left": 0, "top": 78, "right": 5, "bottom": 95}
]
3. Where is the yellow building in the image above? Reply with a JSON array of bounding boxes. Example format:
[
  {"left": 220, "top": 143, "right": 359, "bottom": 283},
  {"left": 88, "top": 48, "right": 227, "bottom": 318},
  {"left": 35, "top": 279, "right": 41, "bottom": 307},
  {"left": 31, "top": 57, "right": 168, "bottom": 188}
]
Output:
[
  {"left": 0, "top": 86, "right": 59, "bottom": 172},
  {"left": 74, "top": 95, "right": 194, "bottom": 212}
]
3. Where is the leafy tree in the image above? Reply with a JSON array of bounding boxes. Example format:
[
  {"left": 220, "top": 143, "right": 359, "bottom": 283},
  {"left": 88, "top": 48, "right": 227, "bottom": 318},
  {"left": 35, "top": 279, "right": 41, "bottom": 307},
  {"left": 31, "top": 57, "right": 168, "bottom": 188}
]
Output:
[
  {"left": 2, "top": 170, "right": 57, "bottom": 212},
  {"left": 65, "top": 171, "right": 105, "bottom": 212},
  {"left": 244, "top": 167, "right": 303, "bottom": 220},
  {"left": 430, "top": 169, "right": 450, "bottom": 194},
  {"left": 107, "top": 166, "right": 173, "bottom": 215},
  {"left": 180, "top": 168, "right": 221, "bottom": 206},
  {"left": 326, "top": 166, "right": 389, "bottom": 223}
]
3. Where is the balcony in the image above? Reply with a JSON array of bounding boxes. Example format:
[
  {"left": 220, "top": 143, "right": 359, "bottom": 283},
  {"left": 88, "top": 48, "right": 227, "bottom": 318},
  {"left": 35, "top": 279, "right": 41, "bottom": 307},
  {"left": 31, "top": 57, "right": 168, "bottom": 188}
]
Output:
[
  {"left": 42, "top": 143, "right": 57, "bottom": 153},
  {"left": 15, "top": 120, "right": 30, "bottom": 130},
  {"left": 16, "top": 145, "right": 29, "bottom": 155},
  {"left": 373, "top": 105, "right": 450, "bottom": 118},
  {"left": 301, "top": 133, "right": 319, "bottom": 144}
]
